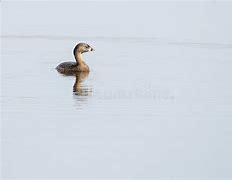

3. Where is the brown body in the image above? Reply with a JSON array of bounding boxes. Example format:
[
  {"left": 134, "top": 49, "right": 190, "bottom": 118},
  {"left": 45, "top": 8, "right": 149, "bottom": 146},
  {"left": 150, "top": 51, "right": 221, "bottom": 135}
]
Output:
[
  {"left": 56, "top": 61, "right": 89, "bottom": 74},
  {"left": 56, "top": 43, "right": 94, "bottom": 74}
]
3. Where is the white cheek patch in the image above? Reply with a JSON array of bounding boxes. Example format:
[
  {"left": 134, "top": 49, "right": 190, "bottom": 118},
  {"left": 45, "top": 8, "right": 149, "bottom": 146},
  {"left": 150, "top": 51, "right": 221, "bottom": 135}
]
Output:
[{"left": 88, "top": 47, "right": 91, "bottom": 51}]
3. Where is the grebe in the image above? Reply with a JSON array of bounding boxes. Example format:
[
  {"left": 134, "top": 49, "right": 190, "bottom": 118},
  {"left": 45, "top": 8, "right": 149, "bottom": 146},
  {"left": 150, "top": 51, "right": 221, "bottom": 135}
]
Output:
[{"left": 56, "top": 43, "right": 94, "bottom": 74}]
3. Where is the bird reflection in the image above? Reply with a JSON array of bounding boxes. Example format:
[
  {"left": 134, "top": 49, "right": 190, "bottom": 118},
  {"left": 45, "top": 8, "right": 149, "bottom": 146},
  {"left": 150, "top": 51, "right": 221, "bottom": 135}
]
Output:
[
  {"left": 72, "top": 71, "right": 92, "bottom": 109},
  {"left": 72, "top": 71, "right": 92, "bottom": 96},
  {"left": 58, "top": 70, "right": 92, "bottom": 96},
  {"left": 57, "top": 70, "right": 92, "bottom": 109}
]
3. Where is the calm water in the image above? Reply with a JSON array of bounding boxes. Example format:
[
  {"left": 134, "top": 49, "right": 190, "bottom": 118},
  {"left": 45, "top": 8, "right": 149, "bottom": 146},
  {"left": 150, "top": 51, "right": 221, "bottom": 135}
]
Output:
[{"left": 1, "top": 2, "right": 232, "bottom": 179}]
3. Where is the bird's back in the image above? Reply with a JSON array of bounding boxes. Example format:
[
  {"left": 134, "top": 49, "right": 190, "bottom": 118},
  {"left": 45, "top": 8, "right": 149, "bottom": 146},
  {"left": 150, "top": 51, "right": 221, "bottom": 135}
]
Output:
[{"left": 56, "top": 62, "right": 76, "bottom": 74}]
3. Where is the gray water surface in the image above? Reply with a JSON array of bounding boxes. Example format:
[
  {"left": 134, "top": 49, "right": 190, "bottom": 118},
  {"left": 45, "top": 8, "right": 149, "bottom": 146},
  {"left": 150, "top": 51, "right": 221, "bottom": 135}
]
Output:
[{"left": 1, "top": 1, "right": 232, "bottom": 179}]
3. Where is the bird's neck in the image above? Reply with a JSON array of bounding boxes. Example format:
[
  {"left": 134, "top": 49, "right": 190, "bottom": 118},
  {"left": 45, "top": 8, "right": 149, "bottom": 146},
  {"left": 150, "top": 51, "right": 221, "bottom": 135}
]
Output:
[{"left": 74, "top": 52, "right": 85, "bottom": 66}]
